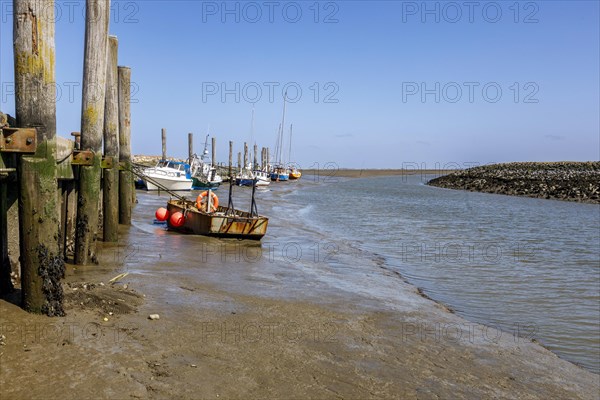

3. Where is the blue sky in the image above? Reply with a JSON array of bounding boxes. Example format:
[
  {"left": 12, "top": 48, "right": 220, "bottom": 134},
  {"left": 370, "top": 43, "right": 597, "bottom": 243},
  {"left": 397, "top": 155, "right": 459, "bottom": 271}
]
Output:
[{"left": 1, "top": 1, "right": 599, "bottom": 168}]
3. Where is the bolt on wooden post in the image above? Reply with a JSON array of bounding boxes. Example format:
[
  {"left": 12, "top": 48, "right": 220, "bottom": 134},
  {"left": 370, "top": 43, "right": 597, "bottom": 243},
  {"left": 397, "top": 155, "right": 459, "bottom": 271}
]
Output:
[
  {"left": 75, "top": 0, "right": 111, "bottom": 265},
  {"left": 118, "top": 66, "right": 132, "bottom": 225},
  {"left": 102, "top": 35, "right": 119, "bottom": 242},
  {"left": 13, "top": 0, "right": 64, "bottom": 314}
]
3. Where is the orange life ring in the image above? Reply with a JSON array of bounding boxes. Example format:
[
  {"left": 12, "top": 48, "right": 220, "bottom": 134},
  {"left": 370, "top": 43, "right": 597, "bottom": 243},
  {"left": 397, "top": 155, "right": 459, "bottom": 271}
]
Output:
[{"left": 196, "top": 191, "right": 219, "bottom": 213}]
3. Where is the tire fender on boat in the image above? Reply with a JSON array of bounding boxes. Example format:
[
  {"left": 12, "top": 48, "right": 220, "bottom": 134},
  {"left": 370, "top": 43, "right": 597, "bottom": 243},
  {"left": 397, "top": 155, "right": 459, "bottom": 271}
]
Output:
[{"left": 196, "top": 191, "right": 219, "bottom": 212}]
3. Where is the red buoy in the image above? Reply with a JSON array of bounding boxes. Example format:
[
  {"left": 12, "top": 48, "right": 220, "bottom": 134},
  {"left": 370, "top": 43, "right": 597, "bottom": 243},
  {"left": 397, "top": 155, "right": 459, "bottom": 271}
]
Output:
[
  {"left": 155, "top": 207, "right": 169, "bottom": 221},
  {"left": 169, "top": 211, "right": 185, "bottom": 228}
]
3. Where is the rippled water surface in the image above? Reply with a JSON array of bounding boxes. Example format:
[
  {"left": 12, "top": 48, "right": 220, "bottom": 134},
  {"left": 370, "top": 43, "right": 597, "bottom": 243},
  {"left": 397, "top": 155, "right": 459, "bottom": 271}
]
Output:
[{"left": 287, "top": 175, "right": 600, "bottom": 373}]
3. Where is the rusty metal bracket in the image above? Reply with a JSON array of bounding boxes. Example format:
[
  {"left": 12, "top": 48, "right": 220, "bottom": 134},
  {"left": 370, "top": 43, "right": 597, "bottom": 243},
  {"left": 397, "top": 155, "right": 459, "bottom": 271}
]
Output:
[
  {"left": 0, "top": 127, "right": 37, "bottom": 153},
  {"left": 72, "top": 150, "right": 95, "bottom": 166},
  {"left": 101, "top": 156, "right": 115, "bottom": 169}
]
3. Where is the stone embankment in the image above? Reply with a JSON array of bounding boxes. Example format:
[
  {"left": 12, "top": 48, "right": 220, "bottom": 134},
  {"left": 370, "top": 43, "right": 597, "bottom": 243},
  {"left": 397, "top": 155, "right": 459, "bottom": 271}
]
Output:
[{"left": 427, "top": 162, "right": 600, "bottom": 203}]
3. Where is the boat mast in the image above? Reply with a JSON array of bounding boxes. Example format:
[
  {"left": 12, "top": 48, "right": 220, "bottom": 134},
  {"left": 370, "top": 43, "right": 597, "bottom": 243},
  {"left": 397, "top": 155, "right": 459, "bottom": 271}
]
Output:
[
  {"left": 250, "top": 105, "right": 255, "bottom": 170},
  {"left": 279, "top": 92, "right": 287, "bottom": 166},
  {"left": 288, "top": 124, "right": 293, "bottom": 168},
  {"left": 202, "top": 133, "right": 210, "bottom": 162}
]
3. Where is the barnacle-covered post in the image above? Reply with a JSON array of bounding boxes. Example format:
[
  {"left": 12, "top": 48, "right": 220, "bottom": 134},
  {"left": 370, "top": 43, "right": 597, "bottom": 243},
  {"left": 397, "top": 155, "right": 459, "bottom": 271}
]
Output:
[
  {"left": 75, "top": 0, "right": 111, "bottom": 264},
  {"left": 118, "top": 66, "right": 132, "bottom": 224},
  {"left": 13, "top": 0, "right": 64, "bottom": 314},
  {"left": 102, "top": 35, "right": 119, "bottom": 242}
]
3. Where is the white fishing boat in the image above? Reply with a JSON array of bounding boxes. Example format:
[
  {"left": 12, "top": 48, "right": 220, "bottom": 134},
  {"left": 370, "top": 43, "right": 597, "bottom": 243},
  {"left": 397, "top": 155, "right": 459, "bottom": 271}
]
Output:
[
  {"left": 142, "top": 160, "right": 193, "bottom": 191},
  {"left": 253, "top": 170, "right": 271, "bottom": 186}
]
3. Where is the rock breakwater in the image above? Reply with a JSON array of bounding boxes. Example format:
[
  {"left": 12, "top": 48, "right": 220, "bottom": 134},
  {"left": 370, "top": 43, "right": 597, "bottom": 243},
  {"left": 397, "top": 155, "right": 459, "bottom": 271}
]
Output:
[{"left": 427, "top": 162, "right": 600, "bottom": 203}]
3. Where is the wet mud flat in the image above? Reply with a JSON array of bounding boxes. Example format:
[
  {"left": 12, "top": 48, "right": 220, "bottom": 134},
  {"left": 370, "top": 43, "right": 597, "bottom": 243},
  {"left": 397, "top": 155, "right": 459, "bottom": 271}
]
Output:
[
  {"left": 1, "top": 256, "right": 599, "bottom": 398},
  {"left": 1, "top": 187, "right": 600, "bottom": 399}
]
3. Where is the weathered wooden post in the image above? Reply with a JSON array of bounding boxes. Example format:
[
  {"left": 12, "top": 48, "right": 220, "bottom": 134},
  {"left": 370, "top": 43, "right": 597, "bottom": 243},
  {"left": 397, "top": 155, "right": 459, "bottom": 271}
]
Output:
[
  {"left": 13, "top": 0, "right": 64, "bottom": 314},
  {"left": 243, "top": 142, "right": 248, "bottom": 169},
  {"left": 228, "top": 141, "right": 233, "bottom": 178},
  {"left": 266, "top": 148, "right": 270, "bottom": 170},
  {"left": 260, "top": 147, "right": 264, "bottom": 170},
  {"left": 161, "top": 128, "right": 167, "bottom": 160},
  {"left": 188, "top": 133, "right": 193, "bottom": 163},
  {"left": 75, "top": 0, "right": 110, "bottom": 265},
  {"left": 253, "top": 144, "right": 258, "bottom": 170},
  {"left": 102, "top": 35, "right": 119, "bottom": 242},
  {"left": 211, "top": 137, "right": 216, "bottom": 167},
  {"left": 118, "top": 66, "right": 132, "bottom": 225}
]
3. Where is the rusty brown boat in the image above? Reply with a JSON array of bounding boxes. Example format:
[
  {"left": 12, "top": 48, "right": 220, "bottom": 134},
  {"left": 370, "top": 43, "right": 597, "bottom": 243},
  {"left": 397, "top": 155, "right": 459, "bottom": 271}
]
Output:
[{"left": 166, "top": 198, "right": 269, "bottom": 240}]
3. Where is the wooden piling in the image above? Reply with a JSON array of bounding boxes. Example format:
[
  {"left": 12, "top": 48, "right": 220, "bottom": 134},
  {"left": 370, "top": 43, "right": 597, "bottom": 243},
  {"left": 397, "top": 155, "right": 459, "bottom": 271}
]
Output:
[
  {"left": 260, "top": 147, "right": 265, "bottom": 170},
  {"left": 13, "top": 0, "right": 63, "bottom": 314},
  {"left": 237, "top": 152, "right": 242, "bottom": 172},
  {"left": 162, "top": 128, "right": 167, "bottom": 160},
  {"left": 253, "top": 144, "right": 258, "bottom": 170},
  {"left": 211, "top": 137, "right": 216, "bottom": 167},
  {"left": 243, "top": 142, "right": 248, "bottom": 169},
  {"left": 188, "top": 133, "right": 193, "bottom": 163},
  {"left": 229, "top": 141, "right": 233, "bottom": 178},
  {"left": 102, "top": 35, "right": 119, "bottom": 242},
  {"left": 118, "top": 66, "right": 132, "bottom": 225},
  {"left": 75, "top": 0, "right": 110, "bottom": 265}
]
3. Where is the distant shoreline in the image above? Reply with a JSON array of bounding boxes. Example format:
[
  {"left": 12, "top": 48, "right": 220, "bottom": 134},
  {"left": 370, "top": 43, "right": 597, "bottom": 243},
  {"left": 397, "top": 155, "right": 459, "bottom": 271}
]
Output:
[{"left": 301, "top": 169, "right": 455, "bottom": 178}]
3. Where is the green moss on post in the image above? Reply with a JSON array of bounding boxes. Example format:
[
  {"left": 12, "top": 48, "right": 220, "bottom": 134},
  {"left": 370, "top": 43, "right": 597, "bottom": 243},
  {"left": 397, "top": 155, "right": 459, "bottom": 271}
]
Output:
[
  {"left": 118, "top": 66, "right": 132, "bottom": 225},
  {"left": 75, "top": 1, "right": 110, "bottom": 265},
  {"left": 13, "top": 1, "right": 64, "bottom": 314},
  {"left": 103, "top": 35, "right": 119, "bottom": 242}
]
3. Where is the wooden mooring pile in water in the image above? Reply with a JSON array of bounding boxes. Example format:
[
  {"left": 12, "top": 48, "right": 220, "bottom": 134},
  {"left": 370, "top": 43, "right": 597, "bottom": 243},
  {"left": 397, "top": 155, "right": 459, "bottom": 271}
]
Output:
[{"left": 0, "top": 1, "right": 133, "bottom": 315}]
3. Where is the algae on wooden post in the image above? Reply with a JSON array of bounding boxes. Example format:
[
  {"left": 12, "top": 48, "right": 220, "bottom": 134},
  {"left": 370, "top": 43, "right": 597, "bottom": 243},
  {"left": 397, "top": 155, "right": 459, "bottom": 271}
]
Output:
[
  {"left": 103, "top": 35, "right": 119, "bottom": 242},
  {"left": 13, "top": 0, "right": 64, "bottom": 314},
  {"left": 118, "top": 66, "right": 132, "bottom": 224},
  {"left": 75, "top": 0, "right": 111, "bottom": 265}
]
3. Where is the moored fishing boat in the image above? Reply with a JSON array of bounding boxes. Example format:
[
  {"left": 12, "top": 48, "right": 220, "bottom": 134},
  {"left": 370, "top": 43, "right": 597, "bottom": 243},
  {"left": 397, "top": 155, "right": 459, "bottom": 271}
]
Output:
[
  {"left": 253, "top": 170, "right": 271, "bottom": 186},
  {"left": 190, "top": 134, "right": 222, "bottom": 190},
  {"left": 288, "top": 168, "right": 302, "bottom": 180},
  {"left": 165, "top": 198, "right": 268, "bottom": 240},
  {"left": 270, "top": 166, "right": 289, "bottom": 181},
  {"left": 142, "top": 160, "right": 193, "bottom": 191}
]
